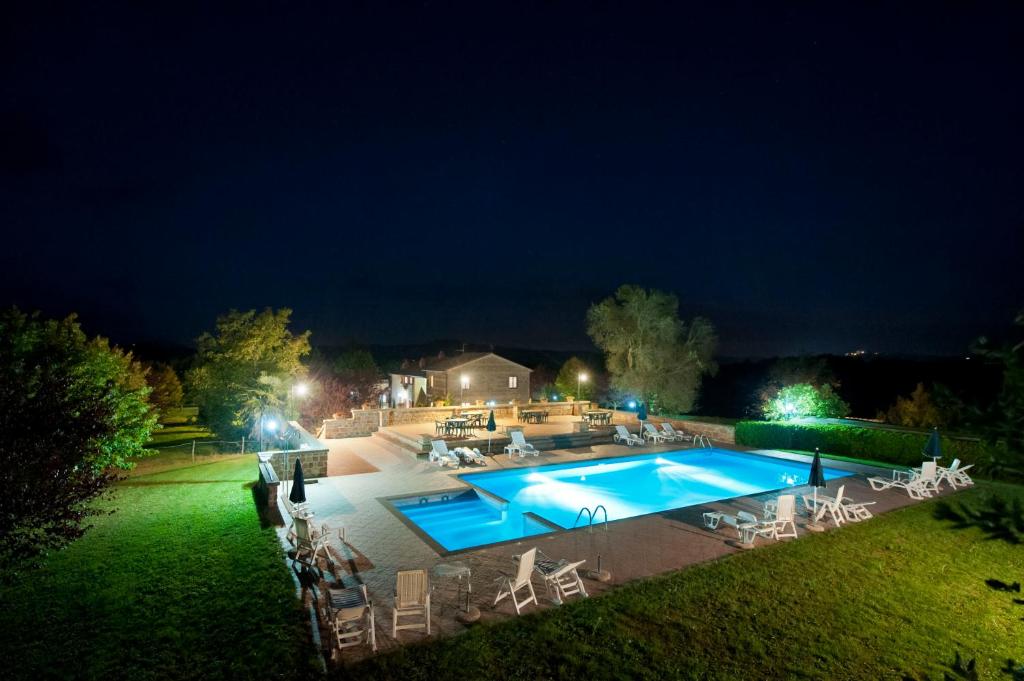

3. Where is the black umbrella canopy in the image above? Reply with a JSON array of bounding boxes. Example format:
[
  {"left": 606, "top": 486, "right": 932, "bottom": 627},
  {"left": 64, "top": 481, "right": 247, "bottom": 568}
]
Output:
[
  {"left": 289, "top": 458, "right": 307, "bottom": 505},
  {"left": 923, "top": 428, "right": 942, "bottom": 459},
  {"left": 807, "top": 448, "right": 827, "bottom": 489},
  {"left": 486, "top": 410, "right": 496, "bottom": 432}
]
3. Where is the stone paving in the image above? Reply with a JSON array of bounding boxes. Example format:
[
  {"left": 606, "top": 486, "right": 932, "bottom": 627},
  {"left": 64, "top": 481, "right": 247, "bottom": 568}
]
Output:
[{"left": 280, "top": 432, "right": 958, "bottom": 662}]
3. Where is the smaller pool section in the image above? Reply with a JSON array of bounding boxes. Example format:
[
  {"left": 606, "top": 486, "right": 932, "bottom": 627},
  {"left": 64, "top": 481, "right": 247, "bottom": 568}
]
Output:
[
  {"left": 391, "top": 490, "right": 554, "bottom": 552},
  {"left": 391, "top": 449, "right": 853, "bottom": 552}
]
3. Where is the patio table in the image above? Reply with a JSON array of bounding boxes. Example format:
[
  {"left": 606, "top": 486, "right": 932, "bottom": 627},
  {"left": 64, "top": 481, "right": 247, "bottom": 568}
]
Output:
[{"left": 432, "top": 561, "right": 473, "bottom": 615}]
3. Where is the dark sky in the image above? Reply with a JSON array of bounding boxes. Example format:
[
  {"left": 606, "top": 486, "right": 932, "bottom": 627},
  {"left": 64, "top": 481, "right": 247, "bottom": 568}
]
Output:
[{"left": 2, "top": 2, "right": 1022, "bottom": 357}]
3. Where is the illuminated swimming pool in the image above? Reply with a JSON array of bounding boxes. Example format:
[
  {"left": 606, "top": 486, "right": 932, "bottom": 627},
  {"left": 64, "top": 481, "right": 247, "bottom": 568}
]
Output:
[{"left": 391, "top": 449, "right": 852, "bottom": 552}]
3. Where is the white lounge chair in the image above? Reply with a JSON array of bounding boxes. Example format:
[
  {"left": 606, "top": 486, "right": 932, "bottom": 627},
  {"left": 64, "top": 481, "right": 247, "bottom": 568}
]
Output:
[
  {"left": 289, "top": 516, "right": 331, "bottom": 575},
  {"left": 762, "top": 494, "right": 798, "bottom": 539},
  {"left": 660, "top": 422, "right": 693, "bottom": 442},
  {"left": 429, "top": 439, "right": 460, "bottom": 467},
  {"left": 802, "top": 485, "right": 846, "bottom": 526},
  {"left": 392, "top": 569, "right": 431, "bottom": 637},
  {"left": 326, "top": 584, "right": 376, "bottom": 653},
  {"left": 613, "top": 425, "right": 643, "bottom": 446},
  {"left": 533, "top": 550, "right": 588, "bottom": 605},
  {"left": 937, "top": 458, "right": 975, "bottom": 489},
  {"left": 454, "top": 446, "right": 487, "bottom": 465},
  {"left": 703, "top": 509, "right": 759, "bottom": 535},
  {"left": 504, "top": 430, "right": 539, "bottom": 458},
  {"left": 841, "top": 497, "right": 876, "bottom": 522},
  {"left": 868, "top": 461, "right": 939, "bottom": 499},
  {"left": 494, "top": 547, "right": 539, "bottom": 615},
  {"left": 642, "top": 423, "right": 669, "bottom": 444}
]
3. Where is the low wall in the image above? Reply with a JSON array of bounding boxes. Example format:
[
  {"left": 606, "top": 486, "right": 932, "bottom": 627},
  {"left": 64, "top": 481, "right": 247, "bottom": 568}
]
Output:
[
  {"left": 321, "top": 401, "right": 593, "bottom": 438},
  {"left": 609, "top": 411, "right": 736, "bottom": 444},
  {"left": 264, "top": 420, "right": 330, "bottom": 479}
]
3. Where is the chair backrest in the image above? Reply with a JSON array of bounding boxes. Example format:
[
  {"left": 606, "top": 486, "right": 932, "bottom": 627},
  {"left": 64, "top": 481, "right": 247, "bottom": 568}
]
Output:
[
  {"left": 515, "top": 548, "right": 537, "bottom": 588},
  {"left": 511, "top": 430, "right": 527, "bottom": 446},
  {"left": 431, "top": 439, "right": 449, "bottom": 456},
  {"left": 294, "top": 516, "right": 314, "bottom": 544},
  {"left": 644, "top": 423, "right": 658, "bottom": 434},
  {"left": 834, "top": 485, "right": 845, "bottom": 505},
  {"left": 948, "top": 458, "right": 961, "bottom": 473},
  {"left": 615, "top": 425, "right": 631, "bottom": 438},
  {"left": 775, "top": 495, "right": 796, "bottom": 521},
  {"left": 662, "top": 422, "right": 676, "bottom": 433},
  {"left": 333, "top": 584, "right": 369, "bottom": 623},
  {"left": 919, "top": 461, "right": 937, "bottom": 482},
  {"left": 396, "top": 569, "right": 428, "bottom": 607}
]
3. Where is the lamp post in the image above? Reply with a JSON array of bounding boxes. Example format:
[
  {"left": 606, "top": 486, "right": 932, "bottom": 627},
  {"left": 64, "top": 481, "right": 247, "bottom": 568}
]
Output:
[
  {"left": 461, "top": 374, "right": 469, "bottom": 405},
  {"left": 577, "top": 372, "right": 588, "bottom": 401}
]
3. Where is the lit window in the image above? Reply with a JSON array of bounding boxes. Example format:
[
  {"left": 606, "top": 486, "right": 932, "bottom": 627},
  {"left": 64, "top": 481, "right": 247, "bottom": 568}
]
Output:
[{"left": 508, "top": 376, "right": 518, "bottom": 388}]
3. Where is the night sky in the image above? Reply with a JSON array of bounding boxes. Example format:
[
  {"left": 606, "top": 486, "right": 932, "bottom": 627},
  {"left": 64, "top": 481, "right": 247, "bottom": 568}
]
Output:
[{"left": 2, "top": 3, "right": 1022, "bottom": 357}]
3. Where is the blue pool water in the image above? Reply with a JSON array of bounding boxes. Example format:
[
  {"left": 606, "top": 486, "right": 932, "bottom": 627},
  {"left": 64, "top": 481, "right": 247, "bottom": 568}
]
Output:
[{"left": 392, "top": 449, "right": 852, "bottom": 552}]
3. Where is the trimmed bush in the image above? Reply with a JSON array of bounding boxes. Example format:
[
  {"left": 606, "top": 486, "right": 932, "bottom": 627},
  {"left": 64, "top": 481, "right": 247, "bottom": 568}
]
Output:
[{"left": 735, "top": 421, "right": 995, "bottom": 471}]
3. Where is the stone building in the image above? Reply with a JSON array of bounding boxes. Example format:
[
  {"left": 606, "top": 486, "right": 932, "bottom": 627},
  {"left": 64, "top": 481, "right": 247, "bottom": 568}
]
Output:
[{"left": 389, "top": 352, "right": 531, "bottom": 406}]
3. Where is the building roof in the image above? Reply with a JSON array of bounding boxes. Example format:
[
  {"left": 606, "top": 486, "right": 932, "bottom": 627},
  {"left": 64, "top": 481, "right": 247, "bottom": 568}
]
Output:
[{"left": 423, "top": 352, "right": 533, "bottom": 373}]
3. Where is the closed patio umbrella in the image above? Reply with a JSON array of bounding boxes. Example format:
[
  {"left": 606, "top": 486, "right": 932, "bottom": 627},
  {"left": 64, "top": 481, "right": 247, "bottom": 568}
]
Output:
[
  {"left": 486, "top": 410, "right": 496, "bottom": 454},
  {"left": 289, "top": 458, "right": 307, "bottom": 505},
  {"left": 923, "top": 427, "right": 942, "bottom": 462},
  {"left": 806, "top": 448, "right": 827, "bottom": 531}
]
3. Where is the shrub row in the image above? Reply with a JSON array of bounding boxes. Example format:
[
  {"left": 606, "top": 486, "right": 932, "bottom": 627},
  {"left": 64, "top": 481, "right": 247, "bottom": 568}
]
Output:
[{"left": 734, "top": 421, "right": 995, "bottom": 471}]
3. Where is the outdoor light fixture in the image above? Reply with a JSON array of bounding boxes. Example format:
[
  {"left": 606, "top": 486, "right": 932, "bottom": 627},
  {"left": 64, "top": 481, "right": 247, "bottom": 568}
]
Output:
[
  {"left": 293, "top": 382, "right": 309, "bottom": 397},
  {"left": 265, "top": 419, "right": 278, "bottom": 432},
  {"left": 460, "top": 374, "right": 469, "bottom": 403},
  {"left": 577, "top": 372, "right": 588, "bottom": 401},
  {"left": 628, "top": 401, "right": 637, "bottom": 409}
]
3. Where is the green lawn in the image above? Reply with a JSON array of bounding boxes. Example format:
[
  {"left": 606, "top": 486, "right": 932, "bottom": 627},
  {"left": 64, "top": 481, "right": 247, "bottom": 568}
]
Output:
[
  {"left": 0, "top": 456, "right": 318, "bottom": 681},
  {"left": 343, "top": 482, "right": 1024, "bottom": 681}
]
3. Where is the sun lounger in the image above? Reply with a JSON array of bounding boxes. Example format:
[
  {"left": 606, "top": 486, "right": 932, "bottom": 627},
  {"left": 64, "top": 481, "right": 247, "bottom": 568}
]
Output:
[
  {"left": 642, "top": 423, "right": 669, "bottom": 443},
  {"left": 937, "top": 458, "right": 975, "bottom": 489},
  {"left": 613, "top": 425, "right": 643, "bottom": 446},
  {"left": 504, "top": 430, "right": 539, "bottom": 458},
  {"left": 533, "top": 550, "right": 588, "bottom": 605},
  {"left": 289, "top": 516, "right": 332, "bottom": 575},
  {"left": 494, "top": 547, "right": 539, "bottom": 614},
  {"left": 660, "top": 422, "right": 693, "bottom": 442},
  {"left": 454, "top": 446, "right": 487, "bottom": 465},
  {"left": 429, "top": 439, "right": 460, "bottom": 467},
  {"left": 868, "top": 461, "right": 938, "bottom": 499}
]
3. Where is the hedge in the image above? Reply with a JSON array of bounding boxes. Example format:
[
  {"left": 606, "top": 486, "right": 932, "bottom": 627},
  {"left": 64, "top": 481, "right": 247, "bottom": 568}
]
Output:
[{"left": 734, "top": 421, "right": 996, "bottom": 471}]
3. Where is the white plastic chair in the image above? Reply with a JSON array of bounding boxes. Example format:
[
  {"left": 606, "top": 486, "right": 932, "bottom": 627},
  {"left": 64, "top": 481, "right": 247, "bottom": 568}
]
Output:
[
  {"left": 613, "top": 425, "right": 643, "bottom": 446},
  {"left": 429, "top": 439, "right": 460, "bottom": 467},
  {"left": 326, "top": 584, "right": 376, "bottom": 653},
  {"left": 642, "top": 423, "right": 668, "bottom": 443},
  {"left": 392, "top": 569, "right": 431, "bottom": 637},
  {"left": 494, "top": 547, "right": 539, "bottom": 615}
]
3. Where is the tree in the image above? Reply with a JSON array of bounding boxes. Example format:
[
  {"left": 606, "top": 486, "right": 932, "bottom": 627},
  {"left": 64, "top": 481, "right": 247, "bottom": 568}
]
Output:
[
  {"left": 186, "top": 308, "right": 311, "bottom": 438},
  {"left": 762, "top": 383, "right": 850, "bottom": 420},
  {"left": 883, "top": 383, "right": 945, "bottom": 428},
  {"left": 972, "top": 310, "right": 1024, "bottom": 475},
  {"left": 587, "top": 285, "right": 717, "bottom": 414},
  {"left": 753, "top": 356, "right": 838, "bottom": 416},
  {"left": 0, "top": 308, "right": 158, "bottom": 568},
  {"left": 554, "top": 357, "right": 593, "bottom": 401},
  {"left": 333, "top": 349, "right": 383, "bottom": 408},
  {"left": 145, "top": 362, "right": 183, "bottom": 410},
  {"left": 297, "top": 375, "right": 360, "bottom": 430}
]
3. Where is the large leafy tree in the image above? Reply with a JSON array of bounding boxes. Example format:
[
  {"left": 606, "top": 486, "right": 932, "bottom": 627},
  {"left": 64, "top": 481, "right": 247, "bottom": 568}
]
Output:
[
  {"left": 0, "top": 308, "right": 157, "bottom": 568},
  {"left": 186, "top": 308, "right": 311, "bottom": 438},
  {"left": 882, "top": 383, "right": 946, "bottom": 428},
  {"left": 333, "top": 349, "right": 383, "bottom": 407},
  {"left": 554, "top": 357, "right": 593, "bottom": 401},
  {"left": 762, "top": 383, "right": 850, "bottom": 420},
  {"left": 973, "top": 310, "right": 1024, "bottom": 475},
  {"left": 145, "top": 362, "right": 183, "bottom": 410},
  {"left": 587, "top": 285, "right": 717, "bottom": 414}
]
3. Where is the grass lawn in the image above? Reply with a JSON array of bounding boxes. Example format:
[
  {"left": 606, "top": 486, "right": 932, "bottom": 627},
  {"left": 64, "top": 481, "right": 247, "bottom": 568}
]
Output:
[
  {"left": 343, "top": 482, "right": 1024, "bottom": 681},
  {"left": 0, "top": 456, "right": 318, "bottom": 681}
]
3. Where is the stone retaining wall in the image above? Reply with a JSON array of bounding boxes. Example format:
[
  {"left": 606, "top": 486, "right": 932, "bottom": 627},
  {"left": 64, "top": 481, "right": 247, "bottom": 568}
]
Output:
[
  {"left": 321, "top": 401, "right": 593, "bottom": 438},
  {"left": 265, "top": 420, "right": 330, "bottom": 479},
  {"left": 609, "top": 411, "right": 736, "bottom": 444}
]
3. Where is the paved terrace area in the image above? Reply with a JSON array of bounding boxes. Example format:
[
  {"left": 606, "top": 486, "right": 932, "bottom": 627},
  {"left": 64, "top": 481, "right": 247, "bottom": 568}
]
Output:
[
  {"left": 282, "top": 433, "right": 956, "bottom": 663},
  {"left": 376, "top": 413, "right": 615, "bottom": 453}
]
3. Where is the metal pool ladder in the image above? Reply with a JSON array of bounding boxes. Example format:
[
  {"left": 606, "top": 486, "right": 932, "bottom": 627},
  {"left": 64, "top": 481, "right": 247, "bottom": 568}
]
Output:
[
  {"left": 573, "top": 505, "right": 609, "bottom": 533},
  {"left": 695, "top": 433, "right": 713, "bottom": 448}
]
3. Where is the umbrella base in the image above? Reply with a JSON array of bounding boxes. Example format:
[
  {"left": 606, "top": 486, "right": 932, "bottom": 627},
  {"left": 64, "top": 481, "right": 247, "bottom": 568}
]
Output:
[
  {"left": 587, "top": 569, "right": 612, "bottom": 583},
  {"left": 457, "top": 606, "right": 481, "bottom": 624},
  {"left": 805, "top": 522, "right": 826, "bottom": 533},
  {"left": 727, "top": 540, "right": 756, "bottom": 550}
]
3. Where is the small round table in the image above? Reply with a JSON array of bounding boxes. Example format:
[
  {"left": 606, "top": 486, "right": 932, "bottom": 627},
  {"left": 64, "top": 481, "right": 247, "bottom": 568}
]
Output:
[{"left": 432, "top": 561, "right": 479, "bottom": 623}]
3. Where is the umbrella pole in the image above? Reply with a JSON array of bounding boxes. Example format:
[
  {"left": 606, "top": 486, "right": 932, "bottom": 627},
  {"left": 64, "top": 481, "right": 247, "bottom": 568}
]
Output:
[{"left": 807, "top": 487, "right": 824, "bottom": 532}]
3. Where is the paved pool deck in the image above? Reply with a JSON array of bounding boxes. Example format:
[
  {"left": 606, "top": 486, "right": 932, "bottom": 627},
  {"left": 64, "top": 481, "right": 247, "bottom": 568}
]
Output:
[{"left": 285, "top": 434, "right": 956, "bottom": 662}]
